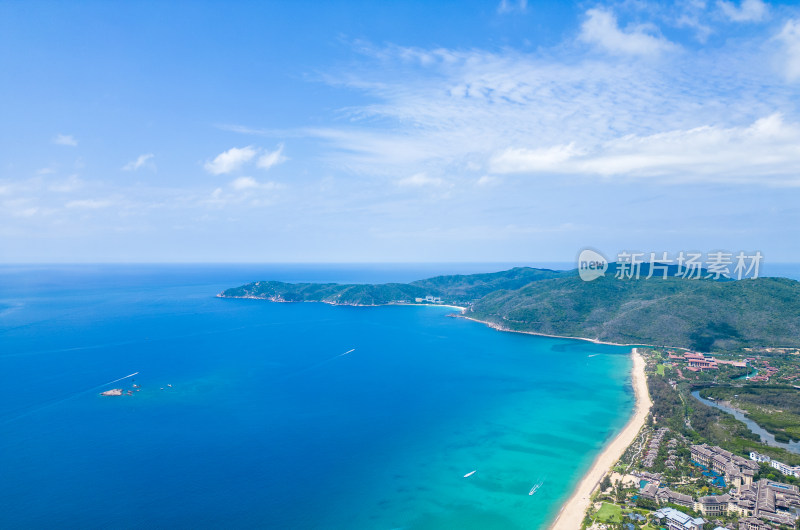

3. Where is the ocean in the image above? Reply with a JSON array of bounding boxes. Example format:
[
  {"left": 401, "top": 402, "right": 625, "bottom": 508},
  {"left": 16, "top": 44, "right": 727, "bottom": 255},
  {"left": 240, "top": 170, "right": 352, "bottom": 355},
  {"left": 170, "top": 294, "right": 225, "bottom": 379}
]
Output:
[{"left": 0, "top": 264, "right": 635, "bottom": 529}]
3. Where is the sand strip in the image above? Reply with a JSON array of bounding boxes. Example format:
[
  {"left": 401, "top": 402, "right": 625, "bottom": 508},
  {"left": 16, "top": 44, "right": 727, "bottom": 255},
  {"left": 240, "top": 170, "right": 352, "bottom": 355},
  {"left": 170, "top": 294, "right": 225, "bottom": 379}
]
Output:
[{"left": 549, "top": 348, "right": 652, "bottom": 529}]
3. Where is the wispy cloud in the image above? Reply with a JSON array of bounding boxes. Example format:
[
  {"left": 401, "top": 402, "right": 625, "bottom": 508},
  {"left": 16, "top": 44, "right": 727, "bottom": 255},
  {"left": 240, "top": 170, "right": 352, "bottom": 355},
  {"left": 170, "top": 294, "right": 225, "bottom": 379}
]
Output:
[
  {"left": 718, "top": 0, "right": 768, "bottom": 22},
  {"left": 497, "top": 0, "right": 527, "bottom": 15},
  {"left": 475, "top": 175, "right": 501, "bottom": 187},
  {"left": 256, "top": 144, "right": 287, "bottom": 171},
  {"left": 491, "top": 114, "right": 800, "bottom": 185},
  {"left": 396, "top": 173, "right": 444, "bottom": 187},
  {"left": 230, "top": 176, "right": 282, "bottom": 191},
  {"left": 579, "top": 8, "right": 676, "bottom": 56},
  {"left": 122, "top": 153, "right": 155, "bottom": 171},
  {"left": 66, "top": 199, "right": 113, "bottom": 209},
  {"left": 204, "top": 146, "right": 258, "bottom": 175},
  {"left": 777, "top": 19, "right": 800, "bottom": 81},
  {"left": 306, "top": 29, "right": 797, "bottom": 187},
  {"left": 53, "top": 134, "right": 78, "bottom": 147}
]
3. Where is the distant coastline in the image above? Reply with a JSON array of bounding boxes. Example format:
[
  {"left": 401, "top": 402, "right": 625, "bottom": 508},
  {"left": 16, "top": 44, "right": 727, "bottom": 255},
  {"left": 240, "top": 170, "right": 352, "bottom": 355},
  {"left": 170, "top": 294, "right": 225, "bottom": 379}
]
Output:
[{"left": 217, "top": 292, "right": 466, "bottom": 311}]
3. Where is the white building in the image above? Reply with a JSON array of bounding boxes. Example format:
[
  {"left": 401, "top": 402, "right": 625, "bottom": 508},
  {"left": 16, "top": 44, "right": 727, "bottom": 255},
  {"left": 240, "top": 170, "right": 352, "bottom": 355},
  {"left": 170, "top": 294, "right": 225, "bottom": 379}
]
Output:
[
  {"left": 749, "top": 451, "right": 771, "bottom": 463},
  {"left": 653, "top": 507, "right": 705, "bottom": 530},
  {"left": 770, "top": 459, "right": 800, "bottom": 478}
]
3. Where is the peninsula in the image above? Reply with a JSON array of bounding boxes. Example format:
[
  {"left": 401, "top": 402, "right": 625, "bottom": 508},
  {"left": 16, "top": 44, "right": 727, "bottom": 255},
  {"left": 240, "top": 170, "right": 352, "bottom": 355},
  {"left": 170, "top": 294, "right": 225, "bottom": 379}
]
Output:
[{"left": 220, "top": 265, "right": 800, "bottom": 351}]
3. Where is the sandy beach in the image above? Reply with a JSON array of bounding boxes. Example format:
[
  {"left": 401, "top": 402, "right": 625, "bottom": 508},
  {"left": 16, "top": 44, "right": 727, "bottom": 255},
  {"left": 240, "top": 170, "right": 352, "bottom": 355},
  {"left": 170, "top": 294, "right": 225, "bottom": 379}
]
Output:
[{"left": 549, "top": 348, "right": 652, "bottom": 530}]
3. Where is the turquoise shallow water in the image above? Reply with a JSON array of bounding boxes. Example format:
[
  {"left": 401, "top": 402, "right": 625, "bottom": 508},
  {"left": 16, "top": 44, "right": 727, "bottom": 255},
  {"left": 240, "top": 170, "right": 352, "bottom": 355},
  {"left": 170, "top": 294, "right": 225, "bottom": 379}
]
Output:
[{"left": 0, "top": 265, "right": 634, "bottom": 529}]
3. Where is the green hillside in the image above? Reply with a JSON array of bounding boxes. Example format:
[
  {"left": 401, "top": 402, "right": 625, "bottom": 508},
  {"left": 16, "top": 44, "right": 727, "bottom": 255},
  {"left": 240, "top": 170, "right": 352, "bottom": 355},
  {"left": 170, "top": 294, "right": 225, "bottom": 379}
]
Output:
[
  {"left": 219, "top": 267, "right": 569, "bottom": 305},
  {"left": 220, "top": 266, "right": 800, "bottom": 351},
  {"left": 469, "top": 274, "right": 800, "bottom": 351}
]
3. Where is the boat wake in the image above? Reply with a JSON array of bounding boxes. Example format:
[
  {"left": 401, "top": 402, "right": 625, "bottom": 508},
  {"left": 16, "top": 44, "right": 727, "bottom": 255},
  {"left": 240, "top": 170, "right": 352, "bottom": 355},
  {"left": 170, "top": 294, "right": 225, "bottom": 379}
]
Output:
[
  {"left": 529, "top": 478, "right": 544, "bottom": 495},
  {"left": 0, "top": 370, "right": 141, "bottom": 425}
]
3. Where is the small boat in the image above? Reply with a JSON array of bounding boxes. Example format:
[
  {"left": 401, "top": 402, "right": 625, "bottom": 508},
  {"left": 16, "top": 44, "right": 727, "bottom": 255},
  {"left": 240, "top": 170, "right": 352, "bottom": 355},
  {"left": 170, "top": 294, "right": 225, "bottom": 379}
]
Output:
[
  {"left": 167, "top": 384, "right": 172, "bottom": 387},
  {"left": 529, "top": 481, "right": 543, "bottom": 495},
  {"left": 464, "top": 470, "right": 477, "bottom": 478}
]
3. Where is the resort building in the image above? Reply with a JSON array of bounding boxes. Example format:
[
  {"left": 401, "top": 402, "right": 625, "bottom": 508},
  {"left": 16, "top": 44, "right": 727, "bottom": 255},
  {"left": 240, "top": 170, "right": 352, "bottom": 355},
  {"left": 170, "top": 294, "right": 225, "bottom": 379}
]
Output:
[
  {"left": 696, "top": 493, "right": 731, "bottom": 516},
  {"left": 669, "top": 351, "right": 719, "bottom": 371},
  {"left": 769, "top": 459, "right": 800, "bottom": 478},
  {"left": 640, "top": 482, "right": 659, "bottom": 501},
  {"left": 749, "top": 452, "right": 771, "bottom": 464},
  {"left": 732, "top": 479, "right": 800, "bottom": 525},
  {"left": 656, "top": 488, "right": 694, "bottom": 508},
  {"left": 653, "top": 507, "right": 705, "bottom": 530},
  {"left": 690, "top": 444, "right": 758, "bottom": 487},
  {"left": 738, "top": 517, "right": 775, "bottom": 530}
]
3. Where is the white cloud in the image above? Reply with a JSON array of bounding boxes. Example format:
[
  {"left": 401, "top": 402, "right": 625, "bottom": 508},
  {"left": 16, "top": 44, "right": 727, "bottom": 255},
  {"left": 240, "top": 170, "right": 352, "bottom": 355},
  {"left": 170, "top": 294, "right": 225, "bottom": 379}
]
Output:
[
  {"left": 65, "top": 199, "right": 113, "bottom": 209},
  {"left": 204, "top": 146, "right": 257, "bottom": 175},
  {"left": 497, "top": 0, "right": 527, "bottom": 15},
  {"left": 676, "top": 14, "right": 713, "bottom": 43},
  {"left": 397, "top": 173, "right": 444, "bottom": 187},
  {"left": 122, "top": 153, "right": 155, "bottom": 171},
  {"left": 579, "top": 8, "right": 676, "bottom": 56},
  {"left": 718, "top": 0, "right": 767, "bottom": 22},
  {"left": 256, "top": 144, "right": 287, "bottom": 170},
  {"left": 312, "top": 37, "right": 794, "bottom": 186},
  {"left": 49, "top": 175, "right": 84, "bottom": 193},
  {"left": 490, "top": 114, "right": 800, "bottom": 184},
  {"left": 491, "top": 143, "right": 583, "bottom": 173},
  {"left": 53, "top": 134, "right": 77, "bottom": 147},
  {"left": 230, "top": 176, "right": 282, "bottom": 191},
  {"left": 475, "top": 175, "right": 501, "bottom": 187},
  {"left": 777, "top": 19, "right": 800, "bottom": 81}
]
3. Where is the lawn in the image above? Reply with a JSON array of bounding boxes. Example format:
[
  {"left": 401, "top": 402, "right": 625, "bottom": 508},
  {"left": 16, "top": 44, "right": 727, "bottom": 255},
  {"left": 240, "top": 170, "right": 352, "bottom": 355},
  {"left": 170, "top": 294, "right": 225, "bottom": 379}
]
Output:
[
  {"left": 656, "top": 364, "right": 665, "bottom": 376},
  {"left": 595, "top": 502, "right": 623, "bottom": 523}
]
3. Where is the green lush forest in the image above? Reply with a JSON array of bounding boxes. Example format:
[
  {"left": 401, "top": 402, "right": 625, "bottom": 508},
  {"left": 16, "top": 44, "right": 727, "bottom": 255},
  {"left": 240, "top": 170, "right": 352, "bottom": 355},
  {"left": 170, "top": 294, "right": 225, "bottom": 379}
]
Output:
[{"left": 221, "top": 266, "right": 800, "bottom": 351}]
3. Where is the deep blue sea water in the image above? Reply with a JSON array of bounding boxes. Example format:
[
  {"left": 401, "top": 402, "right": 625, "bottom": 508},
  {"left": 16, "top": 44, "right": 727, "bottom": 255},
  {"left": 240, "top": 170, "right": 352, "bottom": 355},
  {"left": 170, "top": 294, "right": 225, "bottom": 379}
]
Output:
[{"left": 0, "top": 264, "right": 637, "bottom": 529}]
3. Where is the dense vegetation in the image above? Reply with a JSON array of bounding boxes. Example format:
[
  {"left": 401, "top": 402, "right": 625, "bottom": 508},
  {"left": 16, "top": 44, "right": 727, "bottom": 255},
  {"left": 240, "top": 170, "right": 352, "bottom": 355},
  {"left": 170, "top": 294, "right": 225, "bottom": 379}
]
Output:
[
  {"left": 700, "top": 385, "right": 800, "bottom": 443},
  {"left": 221, "top": 266, "right": 800, "bottom": 351},
  {"left": 219, "top": 267, "right": 569, "bottom": 306}
]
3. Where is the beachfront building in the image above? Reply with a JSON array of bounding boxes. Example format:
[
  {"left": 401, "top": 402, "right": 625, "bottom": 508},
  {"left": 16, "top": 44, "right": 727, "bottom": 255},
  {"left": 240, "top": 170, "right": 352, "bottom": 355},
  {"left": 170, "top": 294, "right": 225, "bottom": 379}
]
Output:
[
  {"left": 749, "top": 452, "right": 771, "bottom": 464},
  {"left": 691, "top": 444, "right": 758, "bottom": 487},
  {"left": 653, "top": 507, "right": 705, "bottom": 530}
]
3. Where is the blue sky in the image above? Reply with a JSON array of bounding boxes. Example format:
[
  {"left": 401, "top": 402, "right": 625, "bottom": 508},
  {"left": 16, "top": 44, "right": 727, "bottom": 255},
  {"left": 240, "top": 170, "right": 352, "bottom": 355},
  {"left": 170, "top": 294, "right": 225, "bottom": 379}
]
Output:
[{"left": 2, "top": 0, "right": 800, "bottom": 263}]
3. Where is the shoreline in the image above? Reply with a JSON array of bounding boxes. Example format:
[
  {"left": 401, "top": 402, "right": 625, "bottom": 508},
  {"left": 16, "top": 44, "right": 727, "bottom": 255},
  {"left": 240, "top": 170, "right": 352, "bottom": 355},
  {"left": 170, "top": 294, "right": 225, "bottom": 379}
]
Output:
[
  {"left": 549, "top": 347, "right": 652, "bottom": 529},
  {"left": 457, "top": 315, "right": 648, "bottom": 347},
  {"left": 223, "top": 294, "right": 653, "bottom": 527},
  {"left": 217, "top": 294, "right": 466, "bottom": 312}
]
